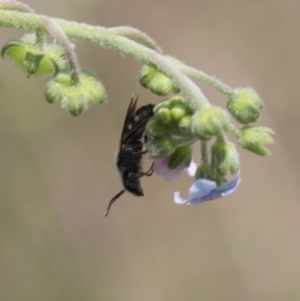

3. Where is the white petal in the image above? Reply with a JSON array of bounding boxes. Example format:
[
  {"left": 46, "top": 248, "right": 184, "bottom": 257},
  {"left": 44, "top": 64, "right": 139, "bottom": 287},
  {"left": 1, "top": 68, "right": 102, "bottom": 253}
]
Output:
[
  {"left": 174, "top": 192, "right": 188, "bottom": 204},
  {"left": 185, "top": 160, "right": 197, "bottom": 177}
]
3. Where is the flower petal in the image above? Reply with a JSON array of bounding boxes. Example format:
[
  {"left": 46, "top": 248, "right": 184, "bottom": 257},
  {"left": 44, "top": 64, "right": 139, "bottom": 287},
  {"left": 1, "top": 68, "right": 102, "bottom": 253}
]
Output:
[
  {"left": 174, "top": 172, "right": 241, "bottom": 206},
  {"left": 189, "top": 178, "right": 217, "bottom": 198},
  {"left": 185, "top": 160, "right": 197, "bottom": 177},
  {"left": 152, "top": 157, "right": 170, "bottom": 176},
  {"left": 173, "top": 192, "right": 199, "bottom": 205},
  {"left": 174, "top": 191, "right": 191, "bottom": 204},
  {"left": 216, "top": 173, "right": 241, "bottom": 196},
  {"left": 153, "top": 157, "right": 194, "bottom": 182}
]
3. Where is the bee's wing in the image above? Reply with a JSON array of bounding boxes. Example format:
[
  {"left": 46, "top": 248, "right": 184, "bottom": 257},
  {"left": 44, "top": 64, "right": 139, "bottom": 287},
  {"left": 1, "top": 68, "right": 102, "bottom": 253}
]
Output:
[
  {"left": 123, "top": 104, "right": 155, "bottom": 144},
  {"left": 118, "top": 95, "right": 138, "bottom": 159},
  {"left": 123, "top": 115, "right": 152, "bottom": 144}
]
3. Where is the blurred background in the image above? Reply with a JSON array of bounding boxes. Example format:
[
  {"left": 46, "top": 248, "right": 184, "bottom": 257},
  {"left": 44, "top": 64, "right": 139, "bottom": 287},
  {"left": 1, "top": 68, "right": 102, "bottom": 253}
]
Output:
[{"left": 1, "top": 0, "right": 299, "bottom": 300}]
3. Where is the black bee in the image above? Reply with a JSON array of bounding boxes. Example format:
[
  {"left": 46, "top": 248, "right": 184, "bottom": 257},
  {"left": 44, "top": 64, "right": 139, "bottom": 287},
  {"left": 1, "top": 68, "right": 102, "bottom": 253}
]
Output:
[{"left": 105, "top": 96, "right": 155, "bottom": 216}]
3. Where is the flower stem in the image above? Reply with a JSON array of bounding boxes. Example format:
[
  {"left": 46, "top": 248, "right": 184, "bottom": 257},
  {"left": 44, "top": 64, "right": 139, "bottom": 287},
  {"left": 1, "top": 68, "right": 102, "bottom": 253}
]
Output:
[
  {"left": 201, "top": 141, "right": 208, "bottom": 164},
  {"left": 228, "top": 124, "right": 241, "bottom": 139},
  {"left": 0, "top": 0, "right": 44, "bottom": 48},
  {"left": 178, "top": 65, "right": 234, "bottom": 96},
  {"left": 107, "top": 26, "right": 163, "bottom": 53},
  {"left": 43, "top": 17, "right": 80, "bottom": 82},
  {"left": 0, "top": 0, "right": 34, "bottom": 14}
]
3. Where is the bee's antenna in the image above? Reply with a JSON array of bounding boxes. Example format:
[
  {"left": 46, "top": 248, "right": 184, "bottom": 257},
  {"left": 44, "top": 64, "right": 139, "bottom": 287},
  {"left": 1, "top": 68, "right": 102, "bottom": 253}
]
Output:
[{"left": 105, "top": 189, "right": 126, "bottom": 217}]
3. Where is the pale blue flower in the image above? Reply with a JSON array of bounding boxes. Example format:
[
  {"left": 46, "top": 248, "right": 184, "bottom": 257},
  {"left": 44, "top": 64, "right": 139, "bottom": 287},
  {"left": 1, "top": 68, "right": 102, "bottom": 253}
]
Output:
[{"left": 174, "top": 172, "right": 241, "bottom": 205}]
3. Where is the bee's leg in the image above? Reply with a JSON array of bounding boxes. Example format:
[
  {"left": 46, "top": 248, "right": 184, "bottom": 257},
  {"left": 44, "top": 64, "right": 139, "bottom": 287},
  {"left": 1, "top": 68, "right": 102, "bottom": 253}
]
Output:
[
  {"left": 133, "top": 149, "right": 148, "bottom": 156},
  {"left": 138, "top": 163, "right": 153, "bottom": 177},
  {"left": 129, "top": 163, "right": 154, "bottom": 180},
  {"left": 145, "top": 163, "right": 153, "bottom": 176},
  {"left": 121, "top": 147, "right": 145, "bottom": 157}
]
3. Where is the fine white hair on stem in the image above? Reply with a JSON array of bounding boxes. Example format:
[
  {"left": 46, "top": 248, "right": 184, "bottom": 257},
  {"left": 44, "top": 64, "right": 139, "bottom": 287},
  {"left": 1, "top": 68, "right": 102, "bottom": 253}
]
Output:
[{"left": 43, "top": 16, "right": 80, "bottom": 80}]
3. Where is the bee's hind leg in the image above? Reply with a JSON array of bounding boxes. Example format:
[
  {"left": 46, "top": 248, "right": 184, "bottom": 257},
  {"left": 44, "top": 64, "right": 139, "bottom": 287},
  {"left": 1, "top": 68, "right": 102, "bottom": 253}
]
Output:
[{"left": 139, "top": 163, "right": 153, "bottom": 177}]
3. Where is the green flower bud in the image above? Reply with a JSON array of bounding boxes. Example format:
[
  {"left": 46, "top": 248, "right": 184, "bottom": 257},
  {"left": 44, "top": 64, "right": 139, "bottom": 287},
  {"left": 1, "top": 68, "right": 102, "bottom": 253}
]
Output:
[
  {"left": 155, "top": 107, "right": 172, "bottom": 124},
  {"left": 227, "top": 88, "right": 264, "bottom": 124},
  {"left": 192, "top": 107, "right": 230, "bottom": 139},
  {"left": 168, "top": 96, "right": 186, "bottom": 108},
  {"left": 211, "top": 141, "right": 240, "bottom": 176},
  {"left": 153, "top": 96, "right": 193, "bottom": 124},
  {"left": 169, "top": 97, "right": 193, "bottom": 121},
  {"left": 239, "top": 126, "right": 274, "bottom": 156},
  {"left": 146, "top": 117, "right": 196, "bottom": 159},
  {"left": 139, "top": 65, "right": 180, "bottom": 96},
  {"left": 179, "top": 116, "right": 191, "bottom": 134},
  {"left": 167, "top": 145, "right": 193, "bottom": 169},
  {"left": 146, "top": 97, "right": 197, "bottom": 159},
  {"left": 153, "top": 100, "right": 169, "bottom": 113},
  {"left": 45, "top": 69, "right": 106, "bottom": 116},
  {"left": 170, "top": 107, "right": 186, "bottom": 122},
  {"left": 146, "top": 117, "right": 168, "bottom": 137},
  {"left": 1, "top": 34, "right": 66, "bottom": 76}
]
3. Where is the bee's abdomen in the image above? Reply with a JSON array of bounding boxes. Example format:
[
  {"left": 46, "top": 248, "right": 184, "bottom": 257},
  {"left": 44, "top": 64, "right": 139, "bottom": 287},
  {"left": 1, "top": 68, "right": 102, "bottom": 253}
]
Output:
[{"left": 124, "top": 178, "right": 143, "bottom": 196}]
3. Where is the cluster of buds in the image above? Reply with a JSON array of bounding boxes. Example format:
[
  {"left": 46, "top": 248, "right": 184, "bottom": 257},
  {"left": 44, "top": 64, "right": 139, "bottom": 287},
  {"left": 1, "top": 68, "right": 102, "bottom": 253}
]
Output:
[
  {"left": 140, "top": 65, "right": 273, "bottom": 206},
  {"left": 146, "top": 96, "right": 196, "bottom": 158}
]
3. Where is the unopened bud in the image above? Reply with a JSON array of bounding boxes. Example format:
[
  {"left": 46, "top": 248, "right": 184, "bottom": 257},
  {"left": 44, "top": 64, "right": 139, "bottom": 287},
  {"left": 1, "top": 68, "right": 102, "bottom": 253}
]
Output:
[
  {"left": 139, "top": 65, "right": 180, "bottom": 96},
  {"left": 227, "top": 88, "right": 264, "bottom": 124},
  {"left": 192, "top": 107, "right": 230, "bottom": 139}
]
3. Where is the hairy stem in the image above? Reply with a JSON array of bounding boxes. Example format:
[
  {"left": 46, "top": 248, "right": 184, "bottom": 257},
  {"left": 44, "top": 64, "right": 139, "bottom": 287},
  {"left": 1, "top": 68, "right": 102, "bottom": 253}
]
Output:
[
  {"left": 201, "top": 141, "right": 208, "bottom": 164},
  {"left": 0, "top": 0, "right": 34, "bottom": 14},
  {"left": 228, "top": 124, "right": 241, "bottom": 139},
  {"left": 108, "top": 26, "right": 162, "bottom": 53},
  {"left": 43, "top": 17, "right": 80, "bottom": 81},
  {"left": 0, "top": 0, "right": 44, "bottom": 47},
  {"left": 178, "top": 65, "right": 233, "bottom": 96}
]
